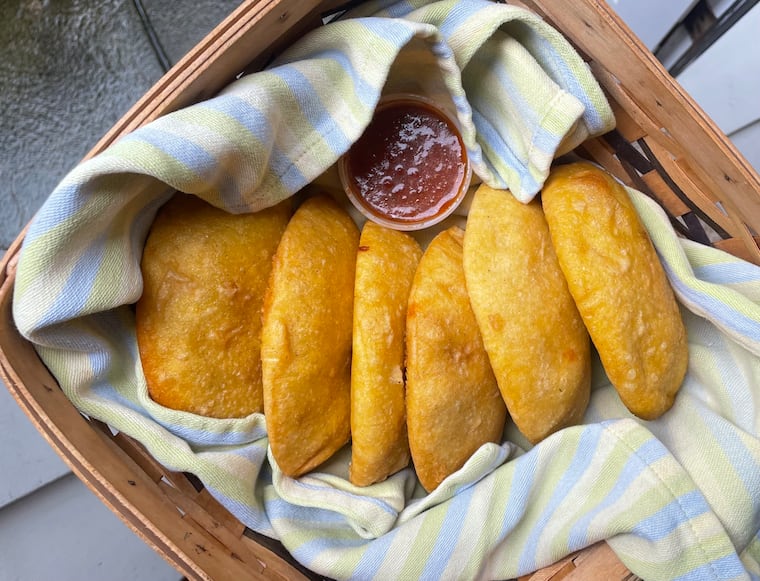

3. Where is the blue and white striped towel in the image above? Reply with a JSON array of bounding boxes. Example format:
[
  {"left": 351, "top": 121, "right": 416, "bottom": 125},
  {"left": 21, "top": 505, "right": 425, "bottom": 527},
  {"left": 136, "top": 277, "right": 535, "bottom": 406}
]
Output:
[{"left": 12, "top": 0, "right": 760, "bottom": 579}]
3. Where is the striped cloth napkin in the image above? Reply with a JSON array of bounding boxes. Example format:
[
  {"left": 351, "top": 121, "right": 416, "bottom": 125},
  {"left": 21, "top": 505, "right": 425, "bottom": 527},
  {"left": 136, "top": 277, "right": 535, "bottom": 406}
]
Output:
[{"left": 11, "top": 0, "right": 760, "bottom": 579}]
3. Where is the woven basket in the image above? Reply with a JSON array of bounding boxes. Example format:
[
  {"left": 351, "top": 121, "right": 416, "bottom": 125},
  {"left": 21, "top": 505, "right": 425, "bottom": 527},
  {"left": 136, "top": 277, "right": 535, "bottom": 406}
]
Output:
[{"left": 2, "top": 1, "right": 759, "bottom": 579}]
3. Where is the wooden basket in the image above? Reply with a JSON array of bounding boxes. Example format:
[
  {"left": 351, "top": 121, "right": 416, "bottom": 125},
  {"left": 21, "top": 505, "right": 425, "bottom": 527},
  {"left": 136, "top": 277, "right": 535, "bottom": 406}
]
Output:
[{"left": 2, "top": 1, "right": 759, "bottom": 579}]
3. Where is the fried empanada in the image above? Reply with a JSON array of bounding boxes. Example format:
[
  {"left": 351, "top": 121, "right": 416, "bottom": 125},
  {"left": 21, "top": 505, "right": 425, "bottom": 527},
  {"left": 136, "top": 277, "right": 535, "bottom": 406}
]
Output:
[
  {"left": 261, "top": 194, "right": 359, "bottom": 477},
  {"left": 350, "top": 222, "right": 422, "bottom": 486},
  {"left": 541, "top": 162, "right": 688, "bottom": 420},
  {"left": 406, "top": 227, "right": 506, "bottom": 492},
  {"left": 136, "top": 194, "right": 290, "bottom": 418},
  {"left": 463, "top": 184, "right": 591, "bottom": 443}
]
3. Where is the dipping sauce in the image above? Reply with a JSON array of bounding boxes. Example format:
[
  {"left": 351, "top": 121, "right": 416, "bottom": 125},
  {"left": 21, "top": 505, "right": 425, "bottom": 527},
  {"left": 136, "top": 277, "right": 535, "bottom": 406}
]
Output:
[{"left": 339, "top": 96, "right": 470, "bottom": 230}]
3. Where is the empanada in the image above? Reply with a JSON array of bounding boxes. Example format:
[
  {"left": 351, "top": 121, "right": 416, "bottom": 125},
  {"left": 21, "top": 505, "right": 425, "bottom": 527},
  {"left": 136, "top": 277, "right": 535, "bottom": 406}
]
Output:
[
  {"left": 406, "top": 226, "right": 506, "bottom": 492},
  {"left": 541, "top": 162, "right": 688, "bottom": 419},
  {"left": 463, "top": 184, "right": 590, "bottom": 443},
  {"left": 350, "top": 221, "right": 422, "bottom": 486},
  {"left": 261, "top": 194, "right": 359, "bottom": 477},
  {"left": 136, "top": 194, "right": 290, "bottom": 418}
]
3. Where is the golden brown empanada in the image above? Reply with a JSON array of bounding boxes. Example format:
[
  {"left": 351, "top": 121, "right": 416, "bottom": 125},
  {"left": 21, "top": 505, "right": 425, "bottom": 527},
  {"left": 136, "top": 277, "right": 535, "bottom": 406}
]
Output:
[
  {"left": 463, "top": 184, "right": 591, "bottom": 443},
  {"left": 406, "top": 226, "right": 506, "bottom": 492},
  {"left": 541, "top": 162, "right": 688, "bottom": 420},
  {"left": 261, "top": 194, "right": 359, "bottom": 477},
  {"left": 350, "top": 221, "right": 422, "bottom": 486},
  {"left": 136, "top": 194, "right": 290, "bottom": 418}
]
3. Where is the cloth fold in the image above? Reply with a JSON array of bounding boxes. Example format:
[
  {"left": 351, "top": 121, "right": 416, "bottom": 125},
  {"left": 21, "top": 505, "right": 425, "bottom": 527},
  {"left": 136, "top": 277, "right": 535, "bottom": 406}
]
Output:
[{"left": 10, "top": 0, "right": 760, "bottom": 579}]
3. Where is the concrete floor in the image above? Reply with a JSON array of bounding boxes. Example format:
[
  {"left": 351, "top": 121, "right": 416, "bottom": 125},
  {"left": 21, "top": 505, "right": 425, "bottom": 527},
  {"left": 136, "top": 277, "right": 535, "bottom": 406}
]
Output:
[{"left": 1, "top": 0, "right": 242, "bottom": 251}]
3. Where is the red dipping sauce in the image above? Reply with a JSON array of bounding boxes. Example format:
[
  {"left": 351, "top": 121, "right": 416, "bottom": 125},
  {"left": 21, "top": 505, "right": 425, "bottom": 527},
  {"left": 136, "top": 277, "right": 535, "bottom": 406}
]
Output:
[{"left": 339, "top": 96, "right": 470, "bottom": 230}]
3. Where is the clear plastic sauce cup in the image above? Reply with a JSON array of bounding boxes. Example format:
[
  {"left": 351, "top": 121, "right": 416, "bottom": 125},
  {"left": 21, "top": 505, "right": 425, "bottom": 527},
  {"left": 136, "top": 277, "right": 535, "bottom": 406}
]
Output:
[{"left": 339, "top": 94, "right": 471, "bottom": 231}]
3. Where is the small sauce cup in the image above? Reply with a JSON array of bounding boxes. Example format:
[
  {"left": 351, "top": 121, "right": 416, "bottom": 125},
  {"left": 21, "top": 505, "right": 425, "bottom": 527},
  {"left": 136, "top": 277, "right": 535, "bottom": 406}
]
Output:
[{"left": 338, "top": 94, "right": 471, "bottom": 231}]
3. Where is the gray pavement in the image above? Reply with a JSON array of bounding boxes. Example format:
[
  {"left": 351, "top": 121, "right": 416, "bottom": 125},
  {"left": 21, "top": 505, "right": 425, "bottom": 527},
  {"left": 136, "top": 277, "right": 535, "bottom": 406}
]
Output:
[{"left": 1, "top": 0, "right": 242, "bottom": 250}]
